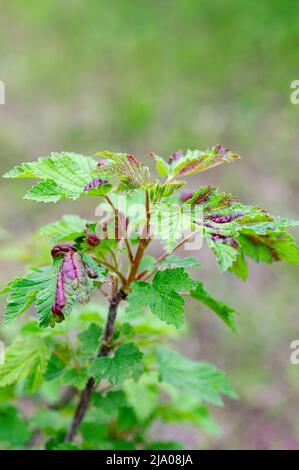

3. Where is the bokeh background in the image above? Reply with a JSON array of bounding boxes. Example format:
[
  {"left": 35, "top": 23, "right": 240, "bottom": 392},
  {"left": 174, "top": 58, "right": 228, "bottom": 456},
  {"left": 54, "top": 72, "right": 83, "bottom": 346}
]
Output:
[{"left": 1, "top": 0, "right": 299, "bottom": 449}]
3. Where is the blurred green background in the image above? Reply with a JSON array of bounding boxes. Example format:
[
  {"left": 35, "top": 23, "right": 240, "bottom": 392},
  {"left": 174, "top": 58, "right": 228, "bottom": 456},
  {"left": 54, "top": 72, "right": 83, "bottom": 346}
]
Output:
[{"left": 1, "top": 0, "right": 299, "bottom": 449}]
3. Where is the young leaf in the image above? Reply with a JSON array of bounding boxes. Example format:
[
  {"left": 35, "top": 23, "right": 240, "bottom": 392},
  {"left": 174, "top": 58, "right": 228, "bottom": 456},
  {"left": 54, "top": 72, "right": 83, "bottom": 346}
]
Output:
[
  {"left": 96, "top": 152, "right": 150, "bottom": 192},
  {"left": 151, "top": 153, "right": 171, "bottom": 177},
  {"left": 89, "top": 342, "right": 143, "bottom": 385},
  {"left": 0, "top": 338, "right": 51, "bottom": 393},
  {"left": 78, "top": 323, "right": 102, "bottom": 355},
  {"left": 148, "top": 180, "right": 185, "bottom": 202},
  {"left": 151, "top": 202, "right": 202, "bottom": 252},
  {"left": 0, "top": 260, "right": 62, "bottom": 326},
  {"left": 126, "top": 268, "right": 196, "bottom": 328},
  {"left": 167, "top": 145, "right": 240, "bottom": 178},
  {"left": 190, "top": 281, "right": 239, "bottom": 333},
  {"left": 4, "top": 152, "right": 98, "bottom": 203},
  {"left": 157, "top": 347, "right": 237, "bottom": 406},
  {"left": 63, "top": 367, "right": 89, "bottom": 390},
  {"left": 35, "top": 215, "right": 91, "bottom": 243},
  {"left": 124, "top": 373, "right": 159, "bottom": 421},
  {"left": 155, "top": 254, "right": 203, "bottom": 270}
]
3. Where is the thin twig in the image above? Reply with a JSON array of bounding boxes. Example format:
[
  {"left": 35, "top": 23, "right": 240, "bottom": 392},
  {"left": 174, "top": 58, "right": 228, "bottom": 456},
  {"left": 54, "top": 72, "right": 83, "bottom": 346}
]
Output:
[
  {"left": 105, "top": 196, "right": 134, "bottom": 263},
  {"left": 136, "top": 230, "right": 199, "bottom": 280},
  {"left": 65, "top": 289, "right": 126, "bottom": 442}
]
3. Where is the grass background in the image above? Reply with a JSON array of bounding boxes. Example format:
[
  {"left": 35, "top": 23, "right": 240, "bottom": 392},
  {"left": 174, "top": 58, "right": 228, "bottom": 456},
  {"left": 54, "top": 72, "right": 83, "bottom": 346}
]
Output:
[{"left": 1, "top": 0, "right": 299, "bottom": 449}]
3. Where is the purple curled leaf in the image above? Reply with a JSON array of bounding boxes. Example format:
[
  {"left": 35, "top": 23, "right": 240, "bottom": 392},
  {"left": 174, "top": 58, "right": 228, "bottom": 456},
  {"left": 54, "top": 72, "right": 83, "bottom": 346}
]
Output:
[
  {"left": 51, "top": 243, "right": 100, "bottom": 323},
  {"left": 97, "top": 160, "right": 106, "bottom": 167},
  {"left": 52, "top": 269, "right": 66, "bottom": 321},
  {"left": 84, "top": 178, "right": 108, "bottom": 192},
  {"left": 208, "top": 212, "right": 243, "bottom": 224},
  {"left": 51, "top": 243, "right": 77, "bottom": 259},
  {"left": 211, "top": 233, "right": 239, "bottom": 248}
]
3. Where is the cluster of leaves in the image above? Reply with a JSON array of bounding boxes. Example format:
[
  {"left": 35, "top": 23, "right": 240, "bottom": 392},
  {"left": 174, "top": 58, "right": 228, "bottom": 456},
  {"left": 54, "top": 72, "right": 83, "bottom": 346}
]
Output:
[
  {"left": 0, "top": 146, "right": 298, "bottom": 449},
  {"left": 0, "top": 310, "right": 231, "bottom": 449}
]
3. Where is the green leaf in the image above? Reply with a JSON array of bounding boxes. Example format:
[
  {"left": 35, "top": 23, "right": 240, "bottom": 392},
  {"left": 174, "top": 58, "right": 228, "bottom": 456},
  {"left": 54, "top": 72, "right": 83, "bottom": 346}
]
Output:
[
  {"left": 229, "top": 253, "right": 249, "bottom": 281},
  {"left": 35, "top": 215, "right": 90, "bottom": 243},
  {"left": 24, "top": 180, "right": 68, "bottom": 203},
  {"left": 206, "top": 237, "right": 239, "bottom": 272},
  {"left": 190, "top": 282, "right": 239, "bottom": 333},
  {"left": 124, "top": 372, "right": 159, "bottom": 421},
  {"left": 157, "top": 347, "right": 237, "bottom": 406},
  {"left": 63, "top": 367, "right": 89, "bottom": 390},
  {"left": 148, "top": 180, "right": 185, "bottom": 202},
  {"left": 0, "top": 404, "right": 31, "bottom": 448},
  {"left": 45, "top": 354, "right": 66, "bottom": 381},
  {"left": 153, "top": 267, "right": 196, "bottom": 292},
  {"left": 78, "top": 323, "right": 102, "bottom": 355},
  {"left": 125, "top": 281, "right": 152, "bottom": 318},
  {"left": 126, "top": 268, "right": 196, "bottom": 328},
  {"left": 155, "top": 254, "right": 203, "bottom": 270},
  {"left": 96, "top": 152, "right": 150, "bottom": 192},
  {"left": 0, "top": 259, "right": 62, "bottom": 326},
  {"left": 152, "top": 153, "right": 171, "bottom": 177},
  {"left": 0, "top": 277, "right": 37, "bottom": 324},
  {"left": 151, "top": 202, "right": 202, "bottom": 252},
  {"left": 89, "top": 343, "right": 143, "bottom": 385},
  {"left": 28, "top": 261, "right": 63, "bottom": 327},
  {"left": 4, "top": 152, "right": 97, "bottom": 202},
  {"left": 0, "top": 338, "right": 51, "bottom": 393}
]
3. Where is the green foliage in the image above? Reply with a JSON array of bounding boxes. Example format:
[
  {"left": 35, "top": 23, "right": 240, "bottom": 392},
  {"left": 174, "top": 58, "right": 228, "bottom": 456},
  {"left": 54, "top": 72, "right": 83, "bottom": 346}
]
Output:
[
  {"left": 157, "top": 347, "right": 237, "bottom": 406},
  {"left": 190, "top": 282, "right": 239, "bottom": 333},
  {"left": 148, "top": 180, "right": 185, "bottom": 202},
  {"left": 151, "top": 201, "right": 201, "bottom": 251},
  {"left": 0, "top": 404, "right": 31, "bottom": 449},
  {"left": 4, "top": 152, "right": 98, "bottom": 202},
  {"left": 1, "top": 145, "right": 298, "bottom": 450},
  {"left": 89, "top": 343, "right": 143, "bottom": 385},
  {"left": 126, "top": 268, "right": 196, "bottom": 328},
  {"left": 0, "top": 260, "right": 62, "bottom": 326},
  {"left": 0, "top": 337, "right": 51, "bottom": 393},
  {"left": 35, "top": 215, "right": 90, "bottom": 243},
  {"left": 155, "top": 254, "right": 203, "bottom": 270}
]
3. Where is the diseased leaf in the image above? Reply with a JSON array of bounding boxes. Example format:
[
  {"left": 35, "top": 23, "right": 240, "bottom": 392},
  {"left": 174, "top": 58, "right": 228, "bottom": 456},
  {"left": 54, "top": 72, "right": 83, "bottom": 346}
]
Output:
[
  {"left": 190, "top": 282, "right": 239, "bottom": 333},
  {"left": 96, "top": 152, "right": 150, "bottom": 192},
  {"left": 89, "top": 343, "right": 143, "bottom": 385},
  {"left": 157, "top": 347, "right": 237, "bottom": 406},
  {"left": 167, "top": 145, "right": 240, "bottom": 178}
]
